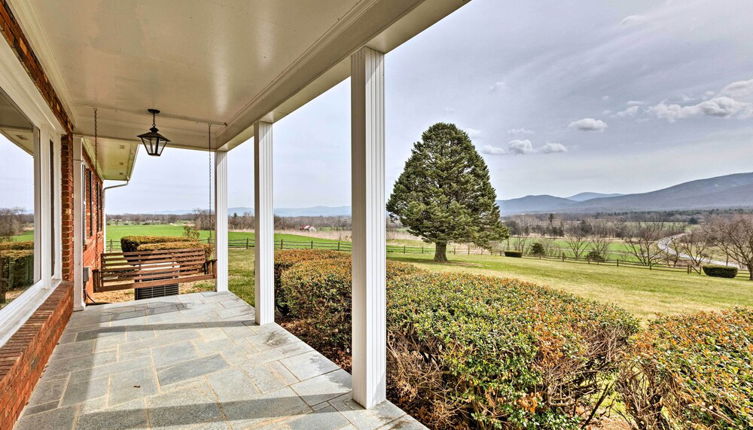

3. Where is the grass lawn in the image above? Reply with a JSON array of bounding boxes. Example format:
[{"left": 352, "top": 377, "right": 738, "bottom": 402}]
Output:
[
  {"left": 198, "top": 248, "right": 753, "bottom": 321},
  {"left": 389, "top": 253, "right": 753, "bottom": 319},
  {"left": 102, "top": 224, "right": 753, "bottom": 320}
]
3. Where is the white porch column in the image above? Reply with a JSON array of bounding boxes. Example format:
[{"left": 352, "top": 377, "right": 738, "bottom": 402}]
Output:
[
  {"left": 254, "top": 121, "right": 274, "bottom": 325},
  {"left": 214, "top": 150, "right": 229, "bottom": 292},
  {"left": 72, "top": 136, "right": 85, "bottom": 310},
  {"left": 350, "top": 46, "right": 386, "bottom": 409}
]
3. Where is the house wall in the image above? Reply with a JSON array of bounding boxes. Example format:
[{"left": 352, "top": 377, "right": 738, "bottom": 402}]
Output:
[
  {"left": 81, "top": 151, "right": 104, "bottom": 299},
  {"left": 0, "top": 2, "right": 76, "bottom": 428},
  {"left": 0, "top": 281, "right": 72, "bottom": 429}
]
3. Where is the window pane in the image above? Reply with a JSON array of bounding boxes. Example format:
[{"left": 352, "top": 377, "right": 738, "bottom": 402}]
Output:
[{"left": 0, "top": 89, "right": 35, "bottom": 308}]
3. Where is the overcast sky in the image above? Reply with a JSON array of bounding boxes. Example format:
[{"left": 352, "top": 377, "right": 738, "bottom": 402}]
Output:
[{"left": 2, "top": 0, "right": 753, "bottom": 213}]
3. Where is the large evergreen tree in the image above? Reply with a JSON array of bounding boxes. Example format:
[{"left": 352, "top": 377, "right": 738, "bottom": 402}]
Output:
[{"left": 387, "top": 123, "right": 508, "bottom": 262}]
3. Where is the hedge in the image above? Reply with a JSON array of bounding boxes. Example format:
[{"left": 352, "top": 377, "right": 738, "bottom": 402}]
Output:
[
  {"left": 120, "top": 235, "right": 195, "bottom": 253},
  {"left": 138, "top": 241, "right": 212, "bottom": 260},
  {"left": 702, "top": 264, "right": 738, "bottom": 278},
  {"left": 273, "top": 250, "right": 347, "bottom": 315},
  {"left": 0, "top": 241, "right": 34, "bottom": 251},
  {"left": 504, "top": 250, "right": 523, "bottom": 258},
  {"left": 617, "top": 309, "right": 753, "bottom": 429},
  {"left": 0, "top": 249, "right": 34, "bottom": 302},
  {"left": 279, "top": 256, "right": 422, "bottom": 350},
  {"left": 276, "top": 250, "right": 638, "bottom": 429}
]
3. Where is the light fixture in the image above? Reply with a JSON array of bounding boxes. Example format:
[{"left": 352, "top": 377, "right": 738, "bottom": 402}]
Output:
[{"left": 138, "top": 108, "right": 170, "bottom": 156}]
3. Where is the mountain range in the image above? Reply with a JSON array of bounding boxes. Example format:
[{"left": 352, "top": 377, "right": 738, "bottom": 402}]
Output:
[
  {"left": 139, "top": 172, "right": 753, "bottom": 217},
  {"left": 499, "top": 172, "right": 753, "bottom": 215}
]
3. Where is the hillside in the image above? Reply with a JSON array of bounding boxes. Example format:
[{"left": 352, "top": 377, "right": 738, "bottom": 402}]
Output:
[{"left": 498, "top": 172, "right": 753, "bottom": 215}]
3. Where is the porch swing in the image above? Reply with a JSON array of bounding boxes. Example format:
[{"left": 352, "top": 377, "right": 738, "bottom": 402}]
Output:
[{"left": 92, "top": 111, "right": 217, "bottom": 294}]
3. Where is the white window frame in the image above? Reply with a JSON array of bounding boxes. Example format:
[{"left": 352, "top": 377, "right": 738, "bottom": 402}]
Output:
[{"left": 0, "top": 34, "right": 66, "bottom": 347}]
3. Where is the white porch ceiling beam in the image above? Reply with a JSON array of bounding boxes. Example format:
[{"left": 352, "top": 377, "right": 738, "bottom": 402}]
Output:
[
  {"left": 254, "top": 121, "right": 274, "bottom": 325},
  {"left": 215, "top": 150, "right": 229, "bottom": 293},
  {"left": 350, "top": 46, "right": 386, "bottom": 409}
]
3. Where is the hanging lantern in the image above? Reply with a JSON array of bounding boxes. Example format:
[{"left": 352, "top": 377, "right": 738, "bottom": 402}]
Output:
[{"left": 137, "top": 108, "right": 170, "bottom": 156}]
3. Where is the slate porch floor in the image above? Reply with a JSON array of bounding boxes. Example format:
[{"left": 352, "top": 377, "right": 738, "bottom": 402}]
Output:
[{"left": 15, "top": 292, "right": 425, "bottom": 430}]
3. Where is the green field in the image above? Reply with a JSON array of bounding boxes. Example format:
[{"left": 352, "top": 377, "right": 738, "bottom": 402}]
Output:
[
  {"left": 105, "top": 224, "right": 338, "bottom": 249},
  {"left": 107, "top": 224, "right": 753, "bottom": 319}
]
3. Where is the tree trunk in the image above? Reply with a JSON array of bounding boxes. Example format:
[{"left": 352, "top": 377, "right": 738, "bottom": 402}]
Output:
[
  {"left": 748, "top": 263, "right": 753, "bottom": 281},
  {"left": 434, "top": 242, "right": 448, "bottom": 263}
]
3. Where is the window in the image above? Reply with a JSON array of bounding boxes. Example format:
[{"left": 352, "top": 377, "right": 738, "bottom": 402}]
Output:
[
  {"left": 87, "top": 169, "right": 93, "bottom": 238},
  {"left": 82, "top": 165, "right": 87, "bottom": 243},
  {"left": 49, "top": 140, "right": 55, "bottom": 273},
  {"left": 0, "top": 89, "right": 36, "bottom": 309}
]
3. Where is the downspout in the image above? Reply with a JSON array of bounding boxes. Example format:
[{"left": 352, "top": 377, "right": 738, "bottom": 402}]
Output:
[{"left": 102, "top": 181, "right": 129, "bottom": 250}]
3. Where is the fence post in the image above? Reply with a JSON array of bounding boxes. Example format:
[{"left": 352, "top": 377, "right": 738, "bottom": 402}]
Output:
[
  {"left": 421, "top": 247, "right": 424, "bottom": 254},
  {"left": 310, "top": 240, "right": 314, "bottom": 249},
  {"left": 403, "top": 245, "right": 406, "bottom": 254},
  {"left": 454, "top": 247, "right": 456, "bottom": 254},
  {"left": 617, "top": 259, "right": 619, "bottom": 267},
  {"left": 280, "top": 239, "right": 284, "bottom": 250},
  {"left": 246, "top": 238, "right": 249, "bottom": 249},
  {"left": 338, "top": 241, "right": 341, "bottom": 251}
]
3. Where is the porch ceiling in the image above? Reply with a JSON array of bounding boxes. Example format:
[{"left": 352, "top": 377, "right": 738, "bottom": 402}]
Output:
[{"left": 8, "top": 0, "right": 466, "bottom": 155}]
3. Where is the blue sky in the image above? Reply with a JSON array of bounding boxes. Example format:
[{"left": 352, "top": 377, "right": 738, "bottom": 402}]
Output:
[{"left": 3, "top": 0, "right": 753, "bottom": 213}]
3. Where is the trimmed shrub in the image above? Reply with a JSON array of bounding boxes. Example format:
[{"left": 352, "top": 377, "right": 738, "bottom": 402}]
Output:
[
  {"left": 279, "top": 257, "right": 423, "bottom": 349},
  {"left": 702, "top": 264, "right": 738, "bottom": 278},
  {"left": 274, "top": 250, "right": 347, "bottom": 314},
  {"left": 275, "top": 251, "right": 638, "bottom": 429},
  {"left": 0, "top": 249, "right": 34, "bottom": 301},
  {"left": 617, "top": 309, "right": 753, "bottom": 429},
  {"left": 388, "top": 273, "right": 638, "bottom": 429},
  {"left": 586, "top": 250, "right": 605, "bottom": 262},
  {"left": 504, "top": 250, "right": 523, "bottom": 258},
  {"left": 120, "top": 235, "right": 194, "bottom": 253},
  {"left": 0, "top": 241, "right": 34, "bottom": 251},
  {"left": 530, "top": 242, "right": 546, "bottom": 256},
  {"left": 138, "top": 241, "right": 212, "bottom": 260}
]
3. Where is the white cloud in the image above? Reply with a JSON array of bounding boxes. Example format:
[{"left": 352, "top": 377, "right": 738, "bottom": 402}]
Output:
[
  {"left": 616, "top": 105, "right": 640, "bottom": 117},
  {"left": 540, "top": 142, "right": 568, "bottom": 153},
  {"left": 720, "top": 78, "right": 753, "bottom": 99},
  {"left": 620, "top": 15, "right": 647, "bottom": 26},
  {"left": 508, "top": 139, "right": 534, "bottom": 154},
  {"left": 466, "top": 128, "right": 482, "bottom": 138},
  {"left": 481, "top": 140, "right": 568, "bottom": 156},
  {"left": 650, "top": 96, "right": 753, "bottom": 121},
  {"left": 649, "top": 77, "right": 753, "bottom": 121},
  {"left": 480, "top": 145, "right": 507, "bottom": 155},
  {"left": 507, "top": 127, "right": 534, "bottom": 135},
  {"left": 626, "top": 100, "right": 644, "bottom": 106},
  {"left": 568, "top": 118, "right": 608, "bottom": 131},
  {"left": 489, "top": 81, "right": 506, "bottom": 92}
]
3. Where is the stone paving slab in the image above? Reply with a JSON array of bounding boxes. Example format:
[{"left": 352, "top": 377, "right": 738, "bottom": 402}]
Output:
[{"left": 14, "top": 292, "right": 427, "bottom": 430}]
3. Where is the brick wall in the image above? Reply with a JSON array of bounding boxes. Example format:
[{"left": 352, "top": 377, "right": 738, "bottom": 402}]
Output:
[
  {"left": 0, "top": 0, "right": 73, "bottom": 134},
  {"left": 61, "top": 133, "right": 74, "bottom": 282},
  {"left": 0, "top": 3, "right": 78, "bottom": 429},
  {"left": 81, "top": 152, "right": 104, "bottom": 298},
  {"left": 0, "top": 282, "right": 73, "bottom": 429}
]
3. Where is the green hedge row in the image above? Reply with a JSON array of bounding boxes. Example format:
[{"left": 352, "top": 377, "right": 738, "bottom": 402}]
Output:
[
  {"left": 0, "top": 246, "right": 34, "bottom": 301},
  {"left": 138, "top": 241, "right": 212, "bottom": 259},
  {"left": 0, "top": 241, "right": 34, "bottom": 251},
  {"left": 504, "top": 250, "right": 523, "bottom": 258},
  {"left": 275, "top": 250, "right": 638, "bottom": 429},
  {"left": 120, "top": 235, "right": 194, "bottom": 253},
  {"left": 702, "top": 264, "right": 738, "bottom": 278},
  {"left": 617, "top": 309, "right": 753, "bottom": 429}
]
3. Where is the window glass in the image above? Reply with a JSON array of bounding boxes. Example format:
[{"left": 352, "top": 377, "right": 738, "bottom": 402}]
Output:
[{"left": 0, "top": 89, "right": 35, "bottom": 308}]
